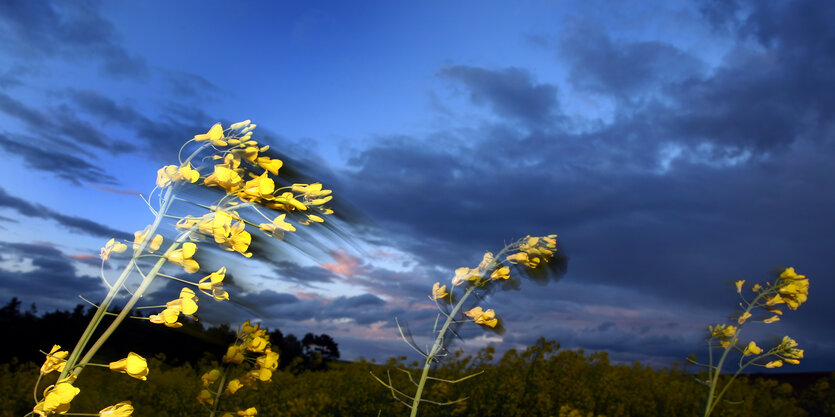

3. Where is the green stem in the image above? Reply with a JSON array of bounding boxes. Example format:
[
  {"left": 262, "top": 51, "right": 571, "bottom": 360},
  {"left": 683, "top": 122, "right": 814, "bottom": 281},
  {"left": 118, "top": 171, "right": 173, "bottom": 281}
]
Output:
[
  {"left": 72, "top": 231, "right": 194, "bottom": 378},
  {"left": 209, "top": 363, "right": 234, "bottom": 417},
  {"left": 703, "top": 291, "right": 767, "bottom": 417},
  {"left": 410, "top": 286, "right": 475, "bottom": 417},
  {"left": 59, "top": 186, "right": 175, "bottom": 381}
]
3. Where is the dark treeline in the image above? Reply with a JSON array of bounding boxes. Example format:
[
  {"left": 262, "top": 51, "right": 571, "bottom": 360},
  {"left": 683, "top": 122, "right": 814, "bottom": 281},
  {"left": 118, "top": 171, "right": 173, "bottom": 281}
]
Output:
[{"left": 0, "top": 298, "right": 339, "bottom": 372}]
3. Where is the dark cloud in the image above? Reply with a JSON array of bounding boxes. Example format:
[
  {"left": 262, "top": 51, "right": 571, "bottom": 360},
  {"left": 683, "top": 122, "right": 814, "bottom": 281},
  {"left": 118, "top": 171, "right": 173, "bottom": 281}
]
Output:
[
  {"left": 0, "top": 134, "right": 118, "bottom": 185},
  {"left": 0, "top": 0, "right": 148, "bottom": 78},
  {"left": 559, "top": 24, "right": 704, "bottom": 100},
  {"left": 0, "top": 186, "right": 129, "bottom": 239},
  {"left": 438, "top": 65, "right": 560, "bottom": 125},
  {"left": 0, "top": 241, "right": 105, "bottom": 312},
  {"left": 160, "top": 69, "right": 224, "bottom": 102},
  {"left": 0, "top": 92, "right": 134, "bottom": 155}
]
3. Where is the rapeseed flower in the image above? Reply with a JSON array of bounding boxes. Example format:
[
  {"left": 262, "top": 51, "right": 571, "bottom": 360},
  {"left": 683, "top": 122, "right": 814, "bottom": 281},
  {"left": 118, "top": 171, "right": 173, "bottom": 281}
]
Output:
[
  {"left": 193, "top": 122, "right": 227, "bottom": 147},
  {"left": 109, "top": 352, "right": 149, "bottom": 381},
  {"left": 166, "top": 242, "right": 199, "bottom": 273},
  {"left": 237, "top": 408, "right": 258, "bottom": 416},
  {"left": 99, "top": 401, "right": 134, "bottom": 417},
  {"left": 40, "top": 344, "right": 68, "bottom": 374},
  {"left": 133, "top": 226, "right": 163, "bottom": 252},
  {"left": 201, "top": 369, "right": 221, "bottom": 387},
  {"left": 490, "top": 266, "right": 511, "bottom": 280},
  {"left": 149, "top": 307, "right": 183, "bottom": 328},
  {"left": 100, "top": 238, "right": 127, "bottom": 260},
  {"left": 226, "top": 378, "right": 244, "bottom": 394},
  {"left": 33, "top": 377, "right": 80, "bottom": 416},
  {"left": 465, "top": 306, "right": 498, "bottom": 328},
  {"left": 431, "top": 282, "right": 448, "bottom": 300},
  {"left": 743, "top": 341, "right": 762, "bottom": 356},
  {"left": 198, "top": 267, "right": 229, "bottom": 301}
]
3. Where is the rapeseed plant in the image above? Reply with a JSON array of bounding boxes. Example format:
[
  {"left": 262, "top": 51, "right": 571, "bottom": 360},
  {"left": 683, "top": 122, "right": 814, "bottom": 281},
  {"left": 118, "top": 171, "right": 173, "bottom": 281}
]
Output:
[
  {"left": 693, "top": 267, "right": 809, "bottom": 417},
  {"left": 28, "top": 121, "right": 334, "bottom": 416},
  {"left": 373, "top": 234, "right": 559, "bottom": 417},
  {"left": 199, "top": 321, "right": 278, "bottom": 417}
]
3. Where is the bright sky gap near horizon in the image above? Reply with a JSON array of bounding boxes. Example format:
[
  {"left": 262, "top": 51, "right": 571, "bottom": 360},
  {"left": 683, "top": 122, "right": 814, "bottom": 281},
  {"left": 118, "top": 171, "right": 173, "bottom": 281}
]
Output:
[{"left": 0, "top": 0, "right": 832, "bottom": 372}]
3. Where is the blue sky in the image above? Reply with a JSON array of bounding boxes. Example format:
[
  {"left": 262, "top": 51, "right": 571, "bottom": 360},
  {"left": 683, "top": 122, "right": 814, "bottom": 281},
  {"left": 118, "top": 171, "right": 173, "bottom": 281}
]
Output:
[{"left": 1, "top": 0, "right": 833, "bottom": 372}]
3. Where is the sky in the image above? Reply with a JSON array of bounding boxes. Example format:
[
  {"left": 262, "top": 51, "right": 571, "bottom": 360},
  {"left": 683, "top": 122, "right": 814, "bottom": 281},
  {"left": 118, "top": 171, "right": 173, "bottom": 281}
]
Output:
[{"left": 0, "top": 0, "right": 833, "bottom": 373}]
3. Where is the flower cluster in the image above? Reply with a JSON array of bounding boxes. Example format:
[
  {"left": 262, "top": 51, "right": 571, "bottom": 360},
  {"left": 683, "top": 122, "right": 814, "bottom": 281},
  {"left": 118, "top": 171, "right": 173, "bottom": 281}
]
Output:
[
  {"left": 199, "top": 321, "right": 278, "bottom": 416},
  {"left": 376, "top": 234, "right": 559, "bottom": 416},
  {"left": 698, "top": 267, "right": 809, "bottom": 417},
  {"left": 33, "top": 120, "right": 335, "bottom": 417}
]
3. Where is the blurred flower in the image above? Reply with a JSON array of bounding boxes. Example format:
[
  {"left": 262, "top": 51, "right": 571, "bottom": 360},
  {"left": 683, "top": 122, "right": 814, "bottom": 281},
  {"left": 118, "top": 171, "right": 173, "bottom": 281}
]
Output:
[
  {"left": 490, "top": 266, "right": 511, "bottom": 280},
  {"left": 431, "top": 282, "right": 448, "bottom": 300},
  {"left": 99, "top": 401, "right": 134, "bottom": 417},
  {"left": 201, "top": 369, "right": 221, "bottom": 387},
  {"left": 198, "top": 267, "right": 229, "bottom": 301},
  {"left": 765, "top": 360, "right": 783, "bottom": 368},
  {"left": 709, "top": 324, "right": 737, "bottom": 339},
  {"left": 465, "top": 306, "right": 498, "bottom": 328},
  {"left": 735, "top": 280, "right": 745, "bottom": 293},
  {"left": 197, "top": 389, "right": 214, "bottom": 406},
  {"left": 763, "top": 315, "right": 780, "bottom": 324},
  {"left": 237, "top": 408, "right": 258, "bottom": 416},
  {"left": 737, "top": 311, "right": 752, "bottom": 324},
  {"left": 100, "top": 238, "right": 127, "bottom": 260},
  {"left": 451, "top": 267, "right": 477, "bottom": 286},
  {"left": 743, "top": 341, "right": 762, "bottom": 356},
  {"left": 226, "top": 379, "right": 243, "bottom": 394},
  {"left": 193, "top": 122, "right": 227, "bottom": 147}
]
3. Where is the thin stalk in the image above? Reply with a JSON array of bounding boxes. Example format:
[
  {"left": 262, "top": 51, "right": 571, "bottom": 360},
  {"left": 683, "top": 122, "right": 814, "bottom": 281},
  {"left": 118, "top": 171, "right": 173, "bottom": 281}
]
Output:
[
  {"left": 409, "top": 286, "right": 475, "bottom": 417},
  {"left": 703, "top": 290, "right": 767, "bottom": 417},
  {"left": 59, "top": 186, "right": 175, "bottom": 381},
  {"left": 72, "top": 231, "right": 194, "bottom": 377}
]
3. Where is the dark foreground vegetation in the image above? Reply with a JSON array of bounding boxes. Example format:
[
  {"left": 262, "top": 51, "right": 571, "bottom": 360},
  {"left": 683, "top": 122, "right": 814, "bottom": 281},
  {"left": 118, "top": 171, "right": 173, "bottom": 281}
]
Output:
[{"left": 3, "top": 299, "right": 833, "bottom": 417}]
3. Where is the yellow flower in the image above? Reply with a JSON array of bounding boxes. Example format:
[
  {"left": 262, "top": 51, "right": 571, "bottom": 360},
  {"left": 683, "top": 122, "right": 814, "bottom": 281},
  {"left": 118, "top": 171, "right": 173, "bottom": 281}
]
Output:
[
  {"left": 431, "top": 282, "right": 448, "bottom": 300},
  {"left": 735, "top": 280, "right": 745, "bottom": 293},
  {"left": 477, "top": 252, "right": 494, "bottom": 272},
  {"left": 156, "top": 163, "right": 200, "bottom": 188},
  {"left": 765, "top": 360, "right": 783, "bottom": 368},
  {"left": 766, "top": 293, "right": 785, "bottom": 306},
  {"left": 257, "top": 156, "right": 283, "bottom": 175},
  {"left": 490, "top": 266, "right": 511, "bottom": 280},
  {"left": 709, "top": 324, "right": 737, "bottom": 339},
  {"left": 166, "top": 242, "right": 200, "bottom": 273},
  {"left": 99, "top": 401, "right": 134, "bottom": 417},
  {"left": 240, "top": 171, "right": 275, "bottom": 201},
  {"left": 34, "top": 378, "right": 80, "bottom": 416},
  {"left": 100, "top": 238, "right": 127, "bottom": 260},
  {"left": 109, "top": 352, "right": 149, "bottom": 381},
  {"left": 193, "top": 122, "right": 227, "bottom": 146},
  {"left": 247, "top": 367, "right": 271, "bottom": 382},
  {"left": 198, "top": 267, "right": 229, "bottom": 301},
  {"left": 737, "top": 311, "right": 752, "bottom": 324},
  {"left": 40, "top": 345, "right": 68, "bottom": 374},
  {"left": 226, "top": 379, "right": 244, "bottom": 394},
  {"left": 220, "top": 222, "right": 252, "bottom": 257},
  {"left": 506, "top": 251, "right": 540, "bottom": 268},
  {"left": 133, "top": 226, "right": 163, "bottom": 252},
  {"left": 223, "top": 345, "right": 245, "bottom": 364},
  {"left": 166, "top": 287, "right": 198, "bottom": 317},
  {"left": 256, "top": 349, "right": 280, "bottom": 371},
  {"left": 197, "top": 389, "right": 214, "bottom": 406},
  {"left": 763, "top": 315, "right": 780, "bottom": 323},
  {"left": 237, "top": 408, "right": 258, "bottom": 416},
  {"left": 307, "top": 214, "right": 324, "bottom": 223},
  {"left": 451, "top": 267, "right": 477, "bottom": 286},
  {"left": 743, "top": 341, "right": 762, "bottom": 356},
  {"left": 752, "top": 283, "right": 762, "bottom": 292},
  {"left": 465, "top": 306, "right": 499, "bottom": 328},
  {"left": 246, "top": 335, "right": 269, "bottom": 353},
  {"left": 259, "top": 214, "right": 296, "bottom": 238},
  {"left": 204, "top": 165, "right": 243, "bottom": 192},
  {"left": 149, "top": 307, "right": 183, "bottom": 328},
  {"left": 201, "top": 369, "right": 221, "bottom": 387}
]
